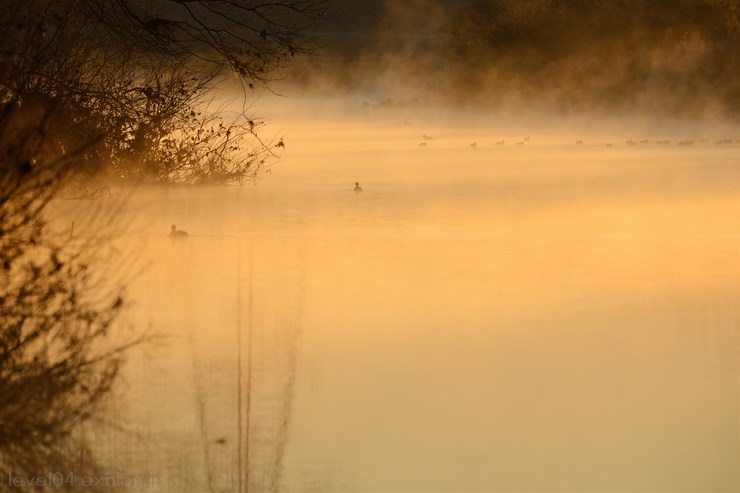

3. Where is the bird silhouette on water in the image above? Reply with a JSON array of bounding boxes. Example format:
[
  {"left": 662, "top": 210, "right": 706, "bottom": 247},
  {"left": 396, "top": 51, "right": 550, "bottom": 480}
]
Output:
[
  {"left": 353, "top": 182, "right": 363, "bottom": 192},
  {"left": 170, "top": 224, "right": 189, "bottom": 239}
]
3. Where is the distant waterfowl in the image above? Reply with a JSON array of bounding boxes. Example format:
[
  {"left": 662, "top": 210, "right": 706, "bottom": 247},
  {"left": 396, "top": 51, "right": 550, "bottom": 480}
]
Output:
[
  {"left": 170, "top": 224, "right": 189, "bottom": 239},
  {"left": 419, "top": 142, "right": 427, "bottom": 147},
  {"left": 606, "top": 143, "right": 612, "bottom": 147},
  {"left": 678, "top": 140, "right": 694, "bottom": 146},
  {"left": 469, "top": 142, "right": 477, "bottom": 147},
  {"left": 524, "top": 136, "right": 530, "bottom": 141},
  {"left": 354, "top": 182, "right": 363, "bottom": 192},
  {"left": 576, "top": 140, "right": 583, "bottom": 144},
  {"left": 639, "top": 139, "right": 649, "bottom": 144},
  {"left": 422, "top": 134, "right": 434, "bottom": 140},
  {"left": 495, "top": 140, "right": 505, "bottom": 146}
]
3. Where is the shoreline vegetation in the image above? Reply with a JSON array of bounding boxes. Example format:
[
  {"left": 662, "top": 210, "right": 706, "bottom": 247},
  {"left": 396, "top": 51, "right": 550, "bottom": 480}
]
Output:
[{"left": 0, "top": 0, "right": 325, "bottom": 489}]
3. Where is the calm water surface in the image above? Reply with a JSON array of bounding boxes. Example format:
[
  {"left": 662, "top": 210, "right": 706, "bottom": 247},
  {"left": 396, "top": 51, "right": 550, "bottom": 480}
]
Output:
[{"left": 61, "top": 120, "right": 739, "bottom": 492}]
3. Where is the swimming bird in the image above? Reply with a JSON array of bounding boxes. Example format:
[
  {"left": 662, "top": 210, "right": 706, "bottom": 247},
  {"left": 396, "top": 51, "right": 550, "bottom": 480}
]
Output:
[
  {"left": 170, "top": 224, "right": 189, "bottom": 239},
  {"left": 353, "top": 182, "right": 363, "bottom": 192}
]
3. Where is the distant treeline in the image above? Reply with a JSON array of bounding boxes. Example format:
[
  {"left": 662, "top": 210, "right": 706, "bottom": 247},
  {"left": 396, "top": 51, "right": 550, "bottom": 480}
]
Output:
[
  {"left": 301, "top": 0, "right": 740, "bottom": 119},
  {"left": 448, "top": 0, "right": 739, "bottom": 117}
]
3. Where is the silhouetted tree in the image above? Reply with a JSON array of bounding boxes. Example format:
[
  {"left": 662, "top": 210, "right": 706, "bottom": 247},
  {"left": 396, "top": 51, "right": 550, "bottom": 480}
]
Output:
[
  {"left": 0, "top": 0, "right": 326, "bottom": 183},
  {"left": 0, "top": 96, "right": 145, "bottom": 488},
  {"left": 0, "top": 0, "right": 325, "bottom": 487}
]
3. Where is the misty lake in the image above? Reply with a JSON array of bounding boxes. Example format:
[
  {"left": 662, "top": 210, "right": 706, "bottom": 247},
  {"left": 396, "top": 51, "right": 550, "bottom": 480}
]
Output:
[{"left": 53, "top": 109, "right": 738, "bottom": 492}]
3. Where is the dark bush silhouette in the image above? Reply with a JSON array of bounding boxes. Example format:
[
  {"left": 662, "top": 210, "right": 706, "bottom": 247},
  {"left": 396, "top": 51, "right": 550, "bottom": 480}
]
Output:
[
  {"left": 0, "top": 98, "right": 136, "bottom": 487},
  {"left": 0, "top": 0, "right": 326, "bottom": 487},
  {"left": 0, "top": 0, "right": 326, "bottom": 184}
]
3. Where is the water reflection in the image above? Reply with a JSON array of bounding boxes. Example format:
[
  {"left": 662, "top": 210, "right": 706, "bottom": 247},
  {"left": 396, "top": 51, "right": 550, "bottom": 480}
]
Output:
[{"left": 55, "top": 128, "right": 739, "bottom": 491}]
